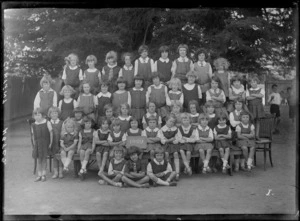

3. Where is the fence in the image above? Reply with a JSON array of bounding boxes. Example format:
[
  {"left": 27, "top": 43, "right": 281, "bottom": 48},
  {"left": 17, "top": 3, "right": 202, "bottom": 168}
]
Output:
[{"left": 4, "top": 76, "right": 42, "bottom": 122}]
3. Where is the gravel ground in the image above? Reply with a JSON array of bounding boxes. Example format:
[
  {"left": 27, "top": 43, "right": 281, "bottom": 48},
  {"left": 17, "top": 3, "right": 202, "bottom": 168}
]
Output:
[{"left": 3, "top": 106, "right": 298, "bottom": 219}]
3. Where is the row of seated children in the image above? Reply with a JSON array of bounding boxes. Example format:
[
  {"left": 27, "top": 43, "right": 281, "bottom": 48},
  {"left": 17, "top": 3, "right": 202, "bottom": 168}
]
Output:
[
  {"left": 61, "top": 44, "right": 232, "bottom": 99},
  {"left": 31, "top": 101, "right": 256, "bottom": 184}
]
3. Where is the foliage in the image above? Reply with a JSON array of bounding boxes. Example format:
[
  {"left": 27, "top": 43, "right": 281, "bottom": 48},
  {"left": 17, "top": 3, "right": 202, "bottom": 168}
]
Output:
[{"left": 4, "top": 7, "right": 297, "bottom": 78}]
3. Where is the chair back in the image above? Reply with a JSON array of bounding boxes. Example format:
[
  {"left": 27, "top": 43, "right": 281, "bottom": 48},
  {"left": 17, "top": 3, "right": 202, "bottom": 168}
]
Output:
[{"left": 259, "top": 113, "right": 275, "bottom": 140}]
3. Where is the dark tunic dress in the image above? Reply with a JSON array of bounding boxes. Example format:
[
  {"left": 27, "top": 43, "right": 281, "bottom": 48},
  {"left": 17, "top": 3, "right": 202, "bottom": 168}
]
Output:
[
  {"left": 214, "top": 125, "right": 231, "bottom": 149},
  {"left": 50, "top": 120, "right": 63, "bottom": 155},
  {"left": 178, "top": 126, "right": 194, "bottom": 152},
  {"left": 60, "top": 99, "right": 74, "bottom": 121},
  {"left": 32, "top": 121, "right": 50, "bottom": 160},
  {"left": 96, "top": 129, "right": 110, "bottom": 153}
]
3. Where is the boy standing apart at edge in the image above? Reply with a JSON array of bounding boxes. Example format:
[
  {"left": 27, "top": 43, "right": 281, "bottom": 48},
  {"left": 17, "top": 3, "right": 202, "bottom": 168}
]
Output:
[{"left": 268, "top": 84, "right": 282, "bottom": 134}]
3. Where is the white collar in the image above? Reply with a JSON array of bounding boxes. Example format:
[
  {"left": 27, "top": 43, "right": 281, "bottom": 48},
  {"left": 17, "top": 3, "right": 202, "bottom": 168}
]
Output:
[
  {"left": 190, "top": 113, "right": 199, "bottom": 117},
  {"left": 98, "top": 128, "right": 110, "bottom": 133},
  {"left": 154, "top": 158, "right": 165, "bottom": 165},
  {"left": 208, "top": 113, "right": 215, "bottom": 118},
  {"left": 146, "top": 112, "right": 157, "bottom": 117},
  {"left": 118, "top": 116, "right": 131, "bottom": 121},
  {"left": 235, "top": 110, "right": 242, "bottom": 114},
  {"left": 139, "top": 57, "right": 149, "bottom": 63},
  {"left": 217, "top": 124, "right": 227, "bottom": 128},
  {"left": 161, "top": 125, "right": 177, "bottom": 132},
  {"left": 34, "top": 119, "right": 47, "bottom": 125},
  {"left": 113, "top": 131, "right": 121, "bottom": 135},
  {"left": 181, "top": 125, "right": 192, "bottom": 130},
  {"left": 87, "top": 68, "right": 97, "bottom": 72},
  {"left": 69, "top": 65, "right": 78, "bottom": 70},
  {"left": 129, "top": 128, "right": 140, "bottom": 132},
  {"left": 113, "top": 158, "right": 124, "bottom": 164},
  {"left": 81, "top": 93, "right": 92, "bottom": 96},
  {"left": 178, "top": 56, "right": 188, "bottom": 62},
  {"left": 97, "top": 92, "right": 111, "bottom": 98},
  {"left": 241, "top": 123, "right": 250, "bottom": 127},
  {"left": 169, "top": 90, "right": 181, "bottom": 94},
  {"left": 197, "top": 61, "right": 207, "bottom": 66},
  {"left": 210, "top": 88, "right": 220, "bottom": 92},
  {"left": 145, "top": 127, "right": 159, "bottom": 132},
  {"left": 133, "top": 87, "right": 144, "bottom": 91},
  {"left": 107, "top": 63, "right": 117, "bottom": 69},
  {"left": 151, "top": 83, "right": 163, "bottom": 89},
  {"left": 50, "top": 119, "right": 60, "bottom": 124},
  {"left": 198, "top": 125, "right": 210, "bottom": 131},
  {"left": 115, "top": 90, "right": 127, "bottom": 94},
  {"left": 232, "top": 85, "right": 244, "bottom": 91},
  {"left": 250, "top": 87, "right": 260, "bottom": 91},
  {"left": 123, "top": 65, "right": 133, "bottom": 70},
  {"left": 64, "top": 131, "right": 75, "bottom": 135},
  {"left": 159, "top": 57, "right": 170, "bottom": 63},
  {"left": 40, "top": 88, "right": 54, "bottom": 93}
]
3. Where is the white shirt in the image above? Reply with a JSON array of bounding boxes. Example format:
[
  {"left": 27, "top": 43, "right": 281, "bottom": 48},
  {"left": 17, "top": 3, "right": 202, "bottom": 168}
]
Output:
[
  {"left": 206, "top": 88, "right": 226, "bottom": 103},
  {"left": 96, "top": 91, "right": 112, "bottom": 98},
  {"left": 166, "top": 90, "right": 184, "bottom": 106},
  {"left": 183, "top": 83, "right": 202, "bottom": 99},
  {"left": 268, "top": 92, "right": 282, "bottom": 105},
  {"left": 33, "top": 88, "right": 58, "bottom": 110},
  {"left": 153, "top": 58, "right": 170, "bottom": 72},
  {"left": 246, "top": 87, "right": 265, "bottom": 97},
  {"left": 134, "top": 57, "right": 155, "bottom": 76},
  {"left": 62, "top": 65, "right": 83, "bottom": 80},
  {"left": 118, "top": 65, "right": 134, "bottom": 77},
  {"left": 58, "top": 98, "right": 77, "bottom": 110},
  {"left": 101, "top": 63, "right": 118, "bottom": 76},
  {"left": 146, "top": 83, "right": 168, "bottom": 104},
  {"left": 213, "top": 125, "right": 232, "bottom": 136},
  {"left": 50, "top": 119, "right": 60, "bottom": 124},
  {"left": 195, "top": 61, "right": 213, "bottom": 77},
  {"left": 229, "top": 110, "right": 242, "bottom": 128},
  {"left": 171, "top": 56, "right": 194, "bottom": 77},
  {"left": 147, "top": 159, "right": 173, "bottom": 175}
]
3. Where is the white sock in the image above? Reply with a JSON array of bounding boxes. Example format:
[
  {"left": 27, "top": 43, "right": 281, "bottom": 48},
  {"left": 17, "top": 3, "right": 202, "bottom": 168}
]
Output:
[
  {"left": 223, "top": 160, "right": 228, "bottom": 167},
  {"left": 65, "top": 158, "right": 71, "bottom": 168},
  {"left": 247, "top": 158, "right": 253, "bottom": 166},
  {"left": 82, "top": 160, "right": 88, "bottom": 169},
  {"left": 156, "top": 178, "right": 169, "bottom": 186},
  {"left": 221, "top": 158, "right": 225, "bottom": 163},
  {"left": 61, "top": 158, "right": 66, "bottom": 167},
  {"left": 174, "top": 158, "right": 180, "bottom": 174},
  {"left": 203, "top": 160, "right": 208, "bottom": 168}
]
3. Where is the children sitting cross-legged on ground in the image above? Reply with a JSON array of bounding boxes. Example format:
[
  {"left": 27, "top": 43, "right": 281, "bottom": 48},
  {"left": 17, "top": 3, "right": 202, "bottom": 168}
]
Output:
[
  {"left": 213, "top": 112, "right": 232, "bottom": 174},
  {"left": 98, "top": 145, "right": 126, "bottom": 188},
  {"left": 121, "top": 146, "right": 150, "bottom": 188},
  {"left": 147, "top": 146, "right": 177, "bottom": 187}
]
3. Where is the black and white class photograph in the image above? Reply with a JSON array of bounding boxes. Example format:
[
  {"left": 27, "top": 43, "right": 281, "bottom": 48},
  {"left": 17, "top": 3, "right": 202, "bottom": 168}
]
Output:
[{"left": 2, "top": 3, "right": 298, "bottom": 220}]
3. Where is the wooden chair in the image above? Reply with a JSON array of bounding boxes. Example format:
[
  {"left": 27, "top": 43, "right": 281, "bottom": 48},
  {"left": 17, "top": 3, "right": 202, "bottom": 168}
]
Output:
[
  {"left": 27, "top": 118, "right": 52, "bottom": 174},
  {"left": 254, "top": 113, "right": 275, "bottom": 170}
]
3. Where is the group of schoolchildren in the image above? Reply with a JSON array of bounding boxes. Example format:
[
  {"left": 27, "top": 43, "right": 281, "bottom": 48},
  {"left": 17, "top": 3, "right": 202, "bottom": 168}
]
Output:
[{"left": 31, "top": 43, "right": 268, "bottom": 188}]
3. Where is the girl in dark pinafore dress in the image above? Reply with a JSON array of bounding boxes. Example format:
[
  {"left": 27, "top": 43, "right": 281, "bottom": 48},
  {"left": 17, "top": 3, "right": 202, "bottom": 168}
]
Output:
[
  {"left": 83, "top": 55, "right": 101, "bottom": 95},
  {"left": 62, "top": 53, "right": 83, "bottom": 99},
  {"left": 141, "top": 115, "right": 161, "bottom": 161},
  {"left": 182, "top": 71, "right": 202, "bottom": 112},
  {"left": 112, "top": 77, "right": 131, "bottom": 114},
  {"left": 77, "top": 81, "right": 97, "bottom": 121},
  {"left": 59, "top": 85, "right": 76, "bottom": 121},
  {"left": 147, "top": 72, "right": 169, "bottom": 124},
  {"left": 98, "top": 145, "right": 127, "bottom": 187},
  {"left": 171, "top": 44, "right": 194, "bottom": 85},
  {"left": 194, "top": 113, "right": 214, "bottom": 174},
  {"left": 95, "top": 81, "right": 112, "bottom": 124},
  {"left": 246, "top": 76, "right": 265, "bottom": 140},
  {"left": 213, "top": 112, "right": 232, "bottom": 174},
  {"left": 134, "top": 45, "right": 155, "bottom": 89},
  {"left": 130, "top": 75, "right": 147, "bottom": 129},
  {"left": 108, "top": 118, "right": 126, "bottom": 158},
  {"left": 177, "top": 113, "right": 197, "bottom": 177},
  {"left": 117, "top": 103, "right": 132, "bottom": 134},
  {"left": 166, "top": 77, "right": 184, "bottom": 110},
  {"left": 48, "top": 107, "right": 63, "bottom": 179},
  {"left": 154, "top": 45, "right": 173, "bottom": 85},
  {"left": 158, "top": 115, "right": 180, "bottom": 180},
  {"left": 101, "top": 51, "right": 121, "bottom": 93},
  {"left": 77, "top": 117, "right": 95, "bottom": 178},
  {"left": 33, "top": 75, "right": 58, "bottom": 116},
  {"left": 94, "top": 117, "right": 111, "bottom": 175},
  {"left": 119, "top": 52, "right": 135, "bottom": 90},
  {"left": 31, "top": 108, "right": 53, "bottom": 182},
  {"left": 236, "top": 111, "right": 256, "bottom": 171}
]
